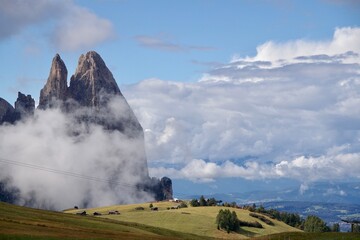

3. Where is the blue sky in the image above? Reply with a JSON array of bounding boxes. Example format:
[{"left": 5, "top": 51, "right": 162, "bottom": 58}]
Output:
[
  {"left": 1, "top": 0, "right": 360, "bottom": 197},
  {"left": 1, "top": 0, "right": 359, "bottom": 103}
]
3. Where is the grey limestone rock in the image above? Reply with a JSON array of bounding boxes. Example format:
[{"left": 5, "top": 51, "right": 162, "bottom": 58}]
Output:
[
  {"left": 14, "top": 92, "right": 35, "bottom": 119},
  {"left": 38, "top": 54, "right": 68, "bottom": 109},
  {"left": 0, "top": 97, "right": 16, "bottom": 124},
  {"left": 68, "top": 51, "right": 121, "bottom": 108},
  {"left": 160, "top": 177, "right": 173, "bottom": 200}
]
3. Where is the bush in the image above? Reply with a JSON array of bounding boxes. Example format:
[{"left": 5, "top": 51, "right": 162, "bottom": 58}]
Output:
[
  {"left": 238, "top": 219, "right": 263, "bottom": 228},
  {"left": 304, "top": 215, "right": 329, "bottom": 232},
  {"left": 249, "top": 213, "right": 274, "bottom": 226},
  {"left": 190, "top": 199, "right": 200, "bottom": 207},
  {"left": 178, "top": 202, "right": 188, "bottom": 208}
]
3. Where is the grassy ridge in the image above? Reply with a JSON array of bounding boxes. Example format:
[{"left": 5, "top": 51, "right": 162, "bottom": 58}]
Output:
[
  {"left": 0, "top": 201, "right": 208, "bottom": 239},
  {"left": 2, "top": 201, "right": 359, "bottom": 239},
  {"left": 65, "top": 201, "right": 301, "bottom": 239}
]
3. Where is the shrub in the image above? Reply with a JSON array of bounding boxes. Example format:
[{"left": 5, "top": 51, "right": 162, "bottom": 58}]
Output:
[
  {"left": 238, "top": 219, "right": 263, "bottom": 228},
  {"left": 178, "top": 202, "right": 188, "bottom": 208},
  {"left": 190, "top": 199, "right": 200, "bottom": 207},
  {"left": 304, "top": 215, "right": 329, "bottom": 232},
  {"left": 249, "top": 213, "right": 274, "bottom": 226}
]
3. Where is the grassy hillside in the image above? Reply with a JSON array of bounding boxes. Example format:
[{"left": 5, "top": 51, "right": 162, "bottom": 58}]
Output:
[
  {"left": 65, "top": 201, "right": 301, "bottom": 239},
  {"left": 0, "top": 201, "right": 209, "bottom": 240},
  {"left": 3, "top": 201, "right": 358, "bottom": 239}
]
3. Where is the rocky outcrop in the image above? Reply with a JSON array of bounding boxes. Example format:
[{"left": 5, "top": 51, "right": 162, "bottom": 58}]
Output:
[
  {"left": 0, "top": 97, "right": 16, "bottom": 124},
  {"left": 68, "top": 51, "right": 121, "bottom": 108},
  {"left": 0, "top": 92, "right": 34, "bottom": 124},
  {"left": 160, "top": 177, "right": 173, "bottom": 200},
  {"left": 67, "top": 51, "right": 143, "bottom": 138},
  {"left": 145, "top": 177, "right": 173, "bottom": 201},
  {"left": 14, "top": 92, "right": 35, "bottom": 118},
  {"left": 38, "top": 54, "right": 68, "bottom": 109}
]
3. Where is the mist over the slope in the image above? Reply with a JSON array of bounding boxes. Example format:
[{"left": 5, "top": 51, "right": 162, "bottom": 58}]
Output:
[{"left": 0, "top": 96, "right": 152, "bottom": 210}]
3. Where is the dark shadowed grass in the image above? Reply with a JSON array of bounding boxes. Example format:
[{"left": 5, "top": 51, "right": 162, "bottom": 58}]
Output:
[{"left": 251, "top": 232, "right": 360, "bottom": 240}]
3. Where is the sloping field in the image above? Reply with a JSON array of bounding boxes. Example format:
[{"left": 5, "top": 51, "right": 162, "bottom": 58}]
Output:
[
  {"left": 2, "top": 201, "right": 359, "bottom": 239},
  {"left": 65, "top": 201, "right": 301, "bottom": 239},
  {"left": 0, "top": 201, "right": 209, "bottom": 240}
]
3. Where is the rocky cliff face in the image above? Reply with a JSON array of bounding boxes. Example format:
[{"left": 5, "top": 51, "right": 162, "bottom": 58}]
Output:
[
  {"left": 0, "top": 97, "right": 16, "bottom": 124},
  {"left": 14, "top": 92, "right": 35, "bottom": 118},
  {"left": 68, "top": 51, "right": 121, "bottom": 108},
  {"left": 38, "top": 51, "right": 143, "bottom": 138},
  {"left": 160, "top": 177, "right": 173, "bottom": 200},
  {"left": 145, "top": 177, "right": 173, "bottom": 201},
  {"left": 0, "top": 92, "right": 35, "bottom": 124},
  {"left": 38, "top": 54, "right": 68, "bottom": 109},
  {"left": 68, "top": 51, "right": 143, "bottom": 138}
]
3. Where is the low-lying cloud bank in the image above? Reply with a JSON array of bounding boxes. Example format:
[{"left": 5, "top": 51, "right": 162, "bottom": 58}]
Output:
[
  {"left": 124, "top": 27, "right": 360, "bottom": 183},
  {"left": 0, "top": 96, "right": 152, "bottom": 210}
]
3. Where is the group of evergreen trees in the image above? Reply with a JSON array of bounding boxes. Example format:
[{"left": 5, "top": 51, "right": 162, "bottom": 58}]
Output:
[
  {"left": 190, "top": 195, "right": 220, "bottom": 207},
  {"left": 303, "top": 215, "right": 330, "bottom": 232},
  {"left": 216, "top": 209, "right": 240, "bottom": 233}
]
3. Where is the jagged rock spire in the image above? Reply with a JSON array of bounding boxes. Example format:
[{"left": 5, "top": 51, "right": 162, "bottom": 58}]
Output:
[
  {"left": 39, "top": 53, "right": 68, "bottom": 109},
  {"left": 0, "top": 97, "right": 16, "bottom": 124},
  {"left": 68, "top": 51, "right": 121, "bottom": 108},
  {"left": 15, "top": 92, "right": 35, "bottom": 118},
  {"left": 0, "top": 92, "right": 35, "bottom": 124}
]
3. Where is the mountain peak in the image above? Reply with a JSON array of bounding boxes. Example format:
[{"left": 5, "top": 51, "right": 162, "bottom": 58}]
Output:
[
  {"left": 38, "top": 53, "right": 68, "bottom": 109},
  {"left": 69, "top": 51, "right": 121, "bottom": 107}
]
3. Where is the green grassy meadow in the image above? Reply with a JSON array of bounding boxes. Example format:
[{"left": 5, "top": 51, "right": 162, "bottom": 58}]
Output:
[
  {"left": 65, "top": 201, "right": 301, "bottom": 239},
  {"left": 1, "top": 200, "right": 359, "bottom": 240},
  {"left": 0, "top": 201, "right": 207, "bottom": 239}
]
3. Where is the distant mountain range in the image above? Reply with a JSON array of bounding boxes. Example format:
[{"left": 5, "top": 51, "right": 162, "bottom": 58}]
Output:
[{"left": 187, "top": 182, "right": 360, "bottom": 205}]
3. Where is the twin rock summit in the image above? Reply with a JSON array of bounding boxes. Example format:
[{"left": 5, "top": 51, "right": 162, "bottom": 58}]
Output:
[{"left": 0, "top": 51, "right": 172, "bottom": 203}]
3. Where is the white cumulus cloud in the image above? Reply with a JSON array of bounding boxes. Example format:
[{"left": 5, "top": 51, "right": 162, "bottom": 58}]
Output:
[
  {"left": 52, "top": 5, "right": 115, "bottom": 51},
  {"left": 234, "top": 27, "right": 360, "bottom": 65},
  {"left": 0, "top": 0, "right": 115, "bottom": 51},
  {"left": 124, "top": 27, "right": 360, "bottom": 183}
]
